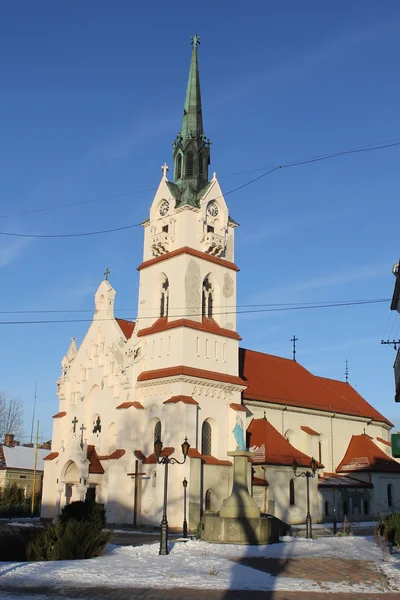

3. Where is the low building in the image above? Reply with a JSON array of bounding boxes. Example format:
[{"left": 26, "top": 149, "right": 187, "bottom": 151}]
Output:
[{"left": 0, "top": 434, "right": 49, "bottom": 500}]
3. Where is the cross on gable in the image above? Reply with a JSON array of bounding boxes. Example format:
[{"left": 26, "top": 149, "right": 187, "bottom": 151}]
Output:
[
  {"left": 104, "top": 268, "right": 110, "bottom": 281},
  {"left": 161, "top": 163, "right": 169, "bottom": 178},
  {"left": 72, "top": 416, "right": 78, "bottom": 433}
]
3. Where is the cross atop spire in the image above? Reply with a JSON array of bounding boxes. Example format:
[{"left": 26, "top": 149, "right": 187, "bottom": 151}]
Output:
[{"left": 191, "top": 33, "right": 200, "bottom": 48}]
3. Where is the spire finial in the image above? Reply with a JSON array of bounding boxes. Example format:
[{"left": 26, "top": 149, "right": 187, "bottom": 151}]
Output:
[
  {"left": 104, "top": 268, "right": 110, "bottom": 281},
  {"left": 191, "top": 33, "right": 200, "bottom": 48}
]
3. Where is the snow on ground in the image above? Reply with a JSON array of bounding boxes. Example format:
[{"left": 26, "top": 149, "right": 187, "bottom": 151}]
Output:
[{"left": 0, "top": 536, "right": 398, "bottom": 594}]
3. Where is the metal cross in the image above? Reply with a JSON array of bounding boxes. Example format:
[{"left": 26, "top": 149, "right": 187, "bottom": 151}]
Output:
[
  {"left": 161, "top": 163, "right": 169, "bottom": 177},
  {"left": 345, "top": 359, "right": 349, "bottom": 383},
  {"left": 72, "top": 416, "right": 78, "bottom": 434},
  {"left": 104, "top": 268, "right": 110, "bottom": 281},
  {"left": 80, "top": 423, "right": 86, "bottom": 448},
  {"left": 291, "top": 335, "right": 298, "bottom": 362},
  {"left": 191, "top": 33, "right": 200, "bottom": 48}
]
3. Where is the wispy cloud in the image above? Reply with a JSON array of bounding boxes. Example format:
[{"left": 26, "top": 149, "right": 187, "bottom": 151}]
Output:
[{"left": 0, "top": 237, "right": 32, "bottom": 267}]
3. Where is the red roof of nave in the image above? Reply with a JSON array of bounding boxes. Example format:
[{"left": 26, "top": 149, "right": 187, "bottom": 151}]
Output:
[
  {"left": 336, "top": 434, "right": 400, "bottom": 473},
  {"left": 239, "top": 348, "right": 391, "bottom": 425},
  {"left": 247, "top": 417, "right": 323, "bottom": 468},
  {"left": 137, "top": 316, "right": 241, "bottom": 340},
  {"left": 116, "top": 318, "right": 135, "bottom": 340}
]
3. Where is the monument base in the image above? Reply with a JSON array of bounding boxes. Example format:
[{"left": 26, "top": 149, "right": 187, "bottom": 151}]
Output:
[{"left": 201, "top": 513, "right": 281, "bottom": 545}]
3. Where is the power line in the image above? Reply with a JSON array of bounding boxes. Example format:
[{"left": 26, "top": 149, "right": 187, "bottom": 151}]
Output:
[
  {"left": 1, "top": 138, "right": 399, "bottom": 239},
  {"left": 0, "top": 298, "right": 390, "bottom": 315},
  {"left": 0, "top": 298, "right": 389, "bottom": 325}
]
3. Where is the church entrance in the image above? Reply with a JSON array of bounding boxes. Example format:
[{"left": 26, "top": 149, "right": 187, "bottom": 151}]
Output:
[
  {"left": 86, "top": 486, "right": 96, "bottom": 504},
  {"left": 61, "top": 460, "right": 80, "bottom": 507}
]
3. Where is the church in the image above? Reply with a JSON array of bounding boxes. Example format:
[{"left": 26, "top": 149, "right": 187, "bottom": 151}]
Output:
[{"left": 41, "top": 38, "right": 400, "bottom": 530}]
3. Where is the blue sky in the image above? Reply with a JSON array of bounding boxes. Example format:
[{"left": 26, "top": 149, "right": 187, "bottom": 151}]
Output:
[{"left": 1, "top": 1, "right": 400, "bottom": 442}]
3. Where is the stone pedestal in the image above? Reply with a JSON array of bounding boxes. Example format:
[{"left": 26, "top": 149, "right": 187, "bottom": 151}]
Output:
[{"left": 220, "top": 451, "right": 260, "bottom": 518}]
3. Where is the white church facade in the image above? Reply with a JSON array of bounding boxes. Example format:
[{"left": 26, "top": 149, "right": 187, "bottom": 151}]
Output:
[{"left": 41, "top": 38, "right": 400, "bottom": 529}]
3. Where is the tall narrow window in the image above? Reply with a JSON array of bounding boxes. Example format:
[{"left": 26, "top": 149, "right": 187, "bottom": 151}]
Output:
[
  {"left": 318, "top": 441, "right": 322, "bottom": 464},
  {"left": 205, "top": 489, "right": 212, "bottom": 511},
  {"left": 201, "top": 421, "right": 212, "bottom": 455},
  {"left": 324, "top": 501, "right": 329, "bottom": 516},
  {"left": 289, "top": 479, "right": 295, "bottom": 506},
  {"left": 154, "top": 421, "right": 161, "bottom": 443},
  {"left": 176, "top": 154, "right": 182, "bottom": 179},
  {"left": 160, "top": 275, "right": 169, "bottom": 317},
  {"left": 199, "top": 154, "right": 204, "bottom": 178},
  {"left": 186, "top": 151, "right": 194, "bottom": 177},
  {"left": 202, "top": 276, "right": 213, "bottom": 319},
  {"left": 387, "top": 484, "right": 393, "bottom": 507}
]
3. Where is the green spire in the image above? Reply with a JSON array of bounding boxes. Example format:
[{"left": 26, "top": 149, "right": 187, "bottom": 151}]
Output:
[
  {"left": 170, "top": 35, "right": 211, "bottom": 207},
  {"left": 180, "top": 34, "right": 204, "bottom": 143}
]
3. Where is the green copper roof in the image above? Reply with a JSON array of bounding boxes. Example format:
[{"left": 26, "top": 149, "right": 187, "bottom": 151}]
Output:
[{"left": 180, "top": 35, "right": 203, "bottom": 143}]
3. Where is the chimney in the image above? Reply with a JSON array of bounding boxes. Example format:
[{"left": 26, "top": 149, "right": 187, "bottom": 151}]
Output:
[
  {"left": 41, "top": 442, "right": 51, "bottom": 450},
  {"left": 4, "top": 433, "right": 15, "bottom": 447}
]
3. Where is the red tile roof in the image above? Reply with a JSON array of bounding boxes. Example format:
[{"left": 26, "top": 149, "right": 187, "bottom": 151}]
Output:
[
  {"left": 116, "top": 401, "right": 144, "bottom": 410},
  {"left": 229, "top": 403, "right": 248, "bottom": 412},
  {"left": 52, "top": 411, "right": 67, "bottom": 419},
  {"left": 247, "top": 417, "right": 323, "bottom": 468},
  {"left": 138, "top": 365, "right": 244, "bottom": 387},
  {"left": 377, "top": 436, "right": 392, "bottom": 447},
  {"left": 301, "top": 426, "right": 320, "bottom": 436},
  {"left": 188, "top": 448, "right": 232, "bottom": 466},
  {"left": 116, "top": 318, "right": 135, "bottom": 339},
  {"left": 336, "top": 434, "right": 400, "bottom": 473},
  {"left": 43, "top": 452, "right": 59, "bottom": 461},
  {"left": 87, "top": 445, "right": 105, "bottom": 474},
  {"left": 164, "top": 395, "right": 199, "bottom": 405},
  {"left": 137, "top": 246, "right": 239, "bottom": 273},
  {"left": 318, "top": 473, "right": 373, "bottom": 488},
  {"left": 252, "top": 476, "right": 269, "bottom": 487},
  {"left": 143, "top": 447, "right": 175, "bottom": 464},
  {"left": 98, "top": 449, "right": 126, "bottom": 461},
  {"left": 137, "top": 316, "right": 241, "bottom": 340},
  {"left": 239, "top": 348, "right": 391, "bottom": 425}
]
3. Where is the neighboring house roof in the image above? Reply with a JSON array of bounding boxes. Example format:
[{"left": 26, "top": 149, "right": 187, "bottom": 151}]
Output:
[
  {"left": 0, "top": 446, "right": 48, "bottom": 471},
  {"left": 252, "top": 476, "right": 269, "bottom": 487},
  {"left": 116, "top": 318, "right": 135, "bottom": 340},
  {"left": 318, "top": 473, "right": 373, "bottom": 488},
  {"left": 247, "top": 417, "right": 323, "bottom": 468},
  {"left": 239, "top": 348, "right": 391, "bottom": 426},
  {"left": 336, "top": 434, "right": 400, "bottom": 473}
]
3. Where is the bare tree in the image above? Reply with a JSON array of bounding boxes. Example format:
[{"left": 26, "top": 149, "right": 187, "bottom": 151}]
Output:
[{"left": 0, "top": 391, "right": 24, "bottom": 442}]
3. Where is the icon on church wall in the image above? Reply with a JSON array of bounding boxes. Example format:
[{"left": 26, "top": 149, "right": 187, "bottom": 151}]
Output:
[{"left": 92, "top": 416, "right": 102, "bottom": 434}]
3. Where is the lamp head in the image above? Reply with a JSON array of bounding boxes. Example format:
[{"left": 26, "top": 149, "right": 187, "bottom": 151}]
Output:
[
  {"left": 310, "top": 457, "right": 317, "bottom": 473},
  {"left": 182, "top": 477, "right": 188, "bottom": 488},
  {"left": 292, "top": 458, "right": 298, "bottom": 474},
  {"left": 154, "top": 437, "right": 163, "bottom": 459},
  {"left": 181, "top": 437, "right": 190, "bottom": 459}
]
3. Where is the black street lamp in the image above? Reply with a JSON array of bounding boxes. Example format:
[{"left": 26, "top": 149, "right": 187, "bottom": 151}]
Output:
[
  {"left": 154, "top": 436, "right": 190, "bottom": 555},
  {"left": 182, "top": 477, "right": 188, "bottom": 538},
  {"left": 292, "top": 457, "right": 318, "bottom": 539}
]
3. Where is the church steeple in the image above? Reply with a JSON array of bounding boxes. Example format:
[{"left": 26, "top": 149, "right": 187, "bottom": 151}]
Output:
[{"left": 172, "top": 35, "right": 211, "bottom": 207}]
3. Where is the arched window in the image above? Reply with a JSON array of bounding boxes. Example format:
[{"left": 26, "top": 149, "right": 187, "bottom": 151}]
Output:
[
  {"left": 202, "top": 276, "right": 213, "bottom": 319},
  {"left": 176, "top": 154, "right": 182, "bottom": 179},
  {"left": 201, "top": 421, "right": 212, "bottom": 455},
  {"left": 324, "top": 500, "right": 329, "bottom": 516},
  {"left": 160, "top": 275, "right": 169, "bottom": 317},
  {"left": 186, "top": 151, "right": 194, "bottom": 177},
  {"left": 289, "top": 479, "right": 295, "bottom": 506},
  {"left": 387, "top": 483, "right": 393, "bottom": 507},
  {"left": 318, "top": 441, "right": 322, "bottom": 464},
  {"left": 154, "top": 420, "right": 161, "bottom": 443}
]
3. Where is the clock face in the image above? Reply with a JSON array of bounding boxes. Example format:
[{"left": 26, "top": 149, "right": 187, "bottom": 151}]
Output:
[
  {"left": 207, "top": 201, "right": 218, "bottom": 217},
  {"left": 159, "top": 201, "right": 169, "bottom": 216}
]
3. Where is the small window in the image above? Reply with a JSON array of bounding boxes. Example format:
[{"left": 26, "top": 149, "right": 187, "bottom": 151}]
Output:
[
  {"left": 202, "top": 421, "right": 212, "bottom": 456},
  {"left": 154, "top": 421, "right": 161, "bottom": 443},
  {"left": 363, "top": 500, "right": 369, "bottom": 515},
  {"left": 289, "top": 479, "right": 295, "bottom": 506},
  {"left": 162, "top": 225, "right": 169, "bottom": 233},
  {"left": 19, "top": 475, "right": 27, "bottom": 479},
  {"left": 318, "top": 441, "right": 322, "bottom": 464},
  {"left": 205, "top": 489, "right": 212, "bottom": 511},
  {"left": 207, "top": 225, "right": 214, "bottom": 233},
  {"left": 343, "top": 500, "right": 348, "bottom": 515},
  {"left": 186, "top": 151, "right": 194, "bottom": 177},
  {"left": 324, "top": 500, "right": 329, "bottom": 516}
]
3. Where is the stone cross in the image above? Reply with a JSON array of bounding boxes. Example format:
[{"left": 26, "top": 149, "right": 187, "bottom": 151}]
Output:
[
  {"left": 80, "top": 423, "right": 86, "bottom": 448},
  {"left": 72, "top": 416, "right": 78, "bottom": 434},
  {"left": 104, "top": 268, "right": 110, "bottom": 281},
  {"left": 161, "top": 163, "right": 169, "bottom": 177}
]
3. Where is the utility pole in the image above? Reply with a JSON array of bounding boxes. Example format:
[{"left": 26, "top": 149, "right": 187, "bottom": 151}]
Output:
[
  {"left": 30, "top": 383, "right": 37, "bottom": 445},
  {"left": 31, "top": 420, "right": 39, "bottom": 516},
  {"left": 381, "top": 339, "right": 400, "bottom": 351}
]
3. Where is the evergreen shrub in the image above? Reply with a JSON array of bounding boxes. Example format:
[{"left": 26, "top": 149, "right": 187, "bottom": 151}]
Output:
[{"left": 376, "top": 513, "right": 400, "bottom": 551}]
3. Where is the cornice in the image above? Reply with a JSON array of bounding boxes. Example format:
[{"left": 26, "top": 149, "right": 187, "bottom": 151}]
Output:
[{"left": 137, "top": 246, "right": 239, "bottom": 272}]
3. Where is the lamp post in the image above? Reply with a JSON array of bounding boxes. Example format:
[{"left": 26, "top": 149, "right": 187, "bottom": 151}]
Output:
[
  {"left": 182, "top": 477, "right": 188, "bottom": 538},
  {"left": 292, "top": 457, "right": 318, "bottom": 539},
  {"left": 154, "top": 436, "right": 190, "bottom": 555}
]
